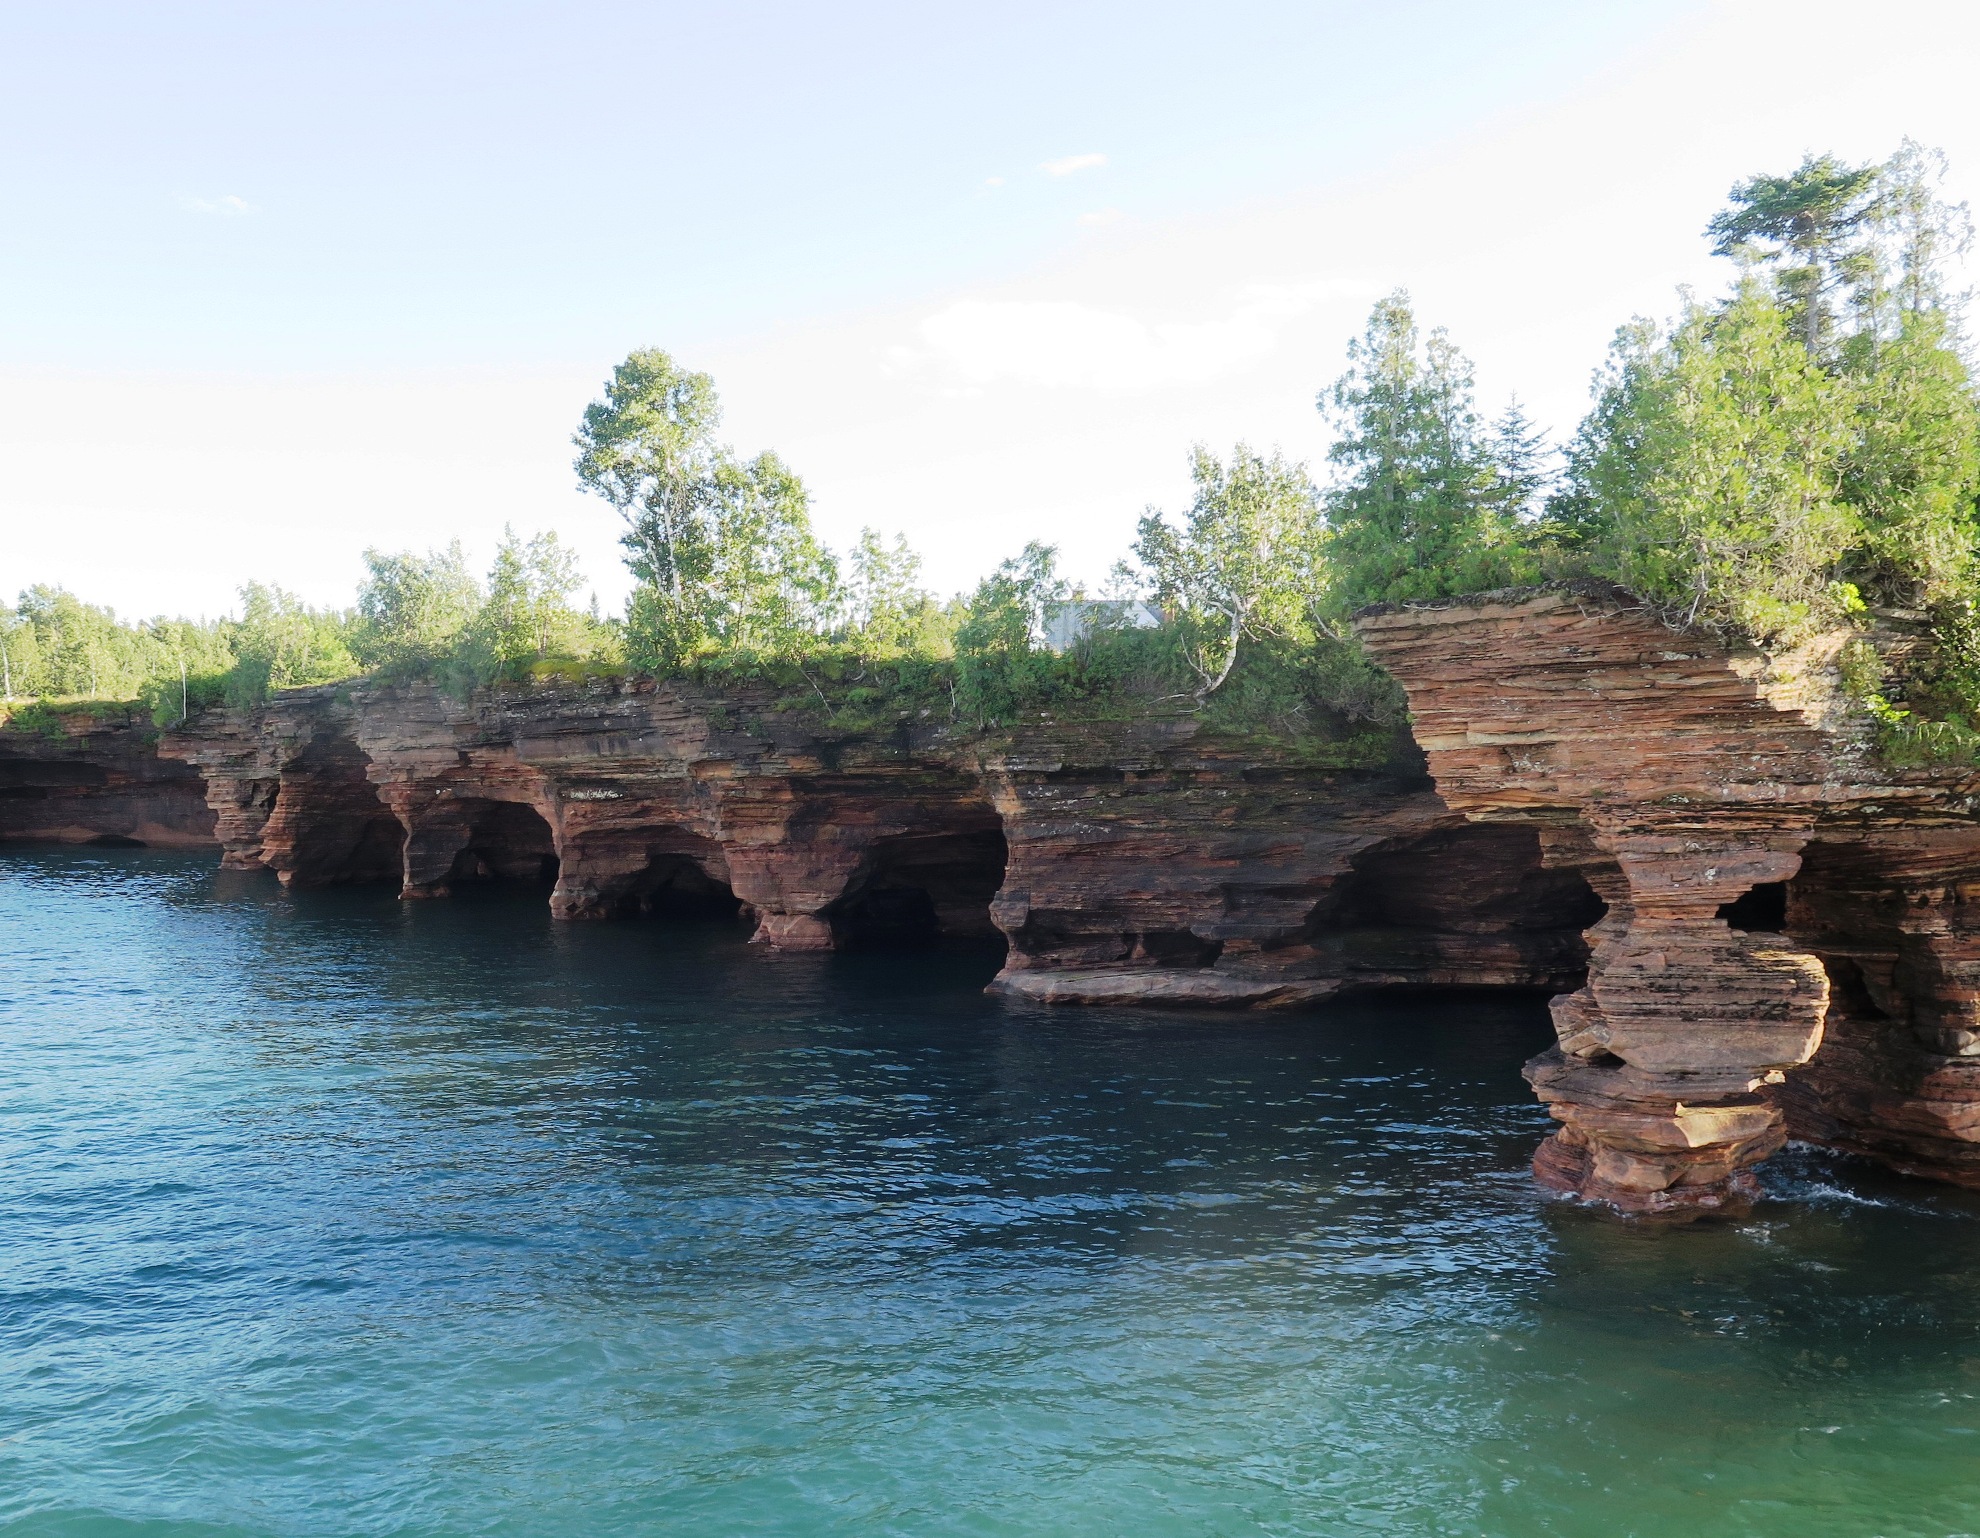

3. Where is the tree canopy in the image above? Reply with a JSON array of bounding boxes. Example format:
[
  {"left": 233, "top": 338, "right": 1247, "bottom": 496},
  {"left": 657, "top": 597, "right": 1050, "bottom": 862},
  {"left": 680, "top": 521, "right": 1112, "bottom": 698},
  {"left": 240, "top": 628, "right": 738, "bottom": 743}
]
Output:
[{"left": 13, "top": 142, "right": 1976, "bottom": 770}]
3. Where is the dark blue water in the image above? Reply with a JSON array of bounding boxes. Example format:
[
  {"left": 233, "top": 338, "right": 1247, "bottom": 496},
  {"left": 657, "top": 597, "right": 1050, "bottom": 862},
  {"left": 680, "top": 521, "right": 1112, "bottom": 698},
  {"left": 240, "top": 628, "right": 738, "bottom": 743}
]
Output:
[{"left": 7, "top": 848, "right": 1980, "bottom": 1536}]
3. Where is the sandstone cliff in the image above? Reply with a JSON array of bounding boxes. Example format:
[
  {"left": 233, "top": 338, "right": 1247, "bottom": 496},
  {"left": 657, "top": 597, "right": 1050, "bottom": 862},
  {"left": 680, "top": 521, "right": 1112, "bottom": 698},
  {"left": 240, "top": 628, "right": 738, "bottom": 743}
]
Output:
[
  {"left": 155, "top": 679, "right": 1597, "bottom": 1012},
  {"left": 1358, "top": 585, "right": 1980, "bottom": 1214},
  {"left": 0, "top": 707, "right": 214, "bottom": 848},
  {"left": 33, "top": 594, "right": 1976, "bottom": 1215}
]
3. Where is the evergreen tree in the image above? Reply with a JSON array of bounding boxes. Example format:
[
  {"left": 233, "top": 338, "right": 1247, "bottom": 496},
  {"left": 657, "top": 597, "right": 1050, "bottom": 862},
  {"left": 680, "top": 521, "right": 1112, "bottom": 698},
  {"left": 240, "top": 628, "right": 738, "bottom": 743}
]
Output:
[
  {"left": 1558, "top": 144, "right": 1978, "bottom": 650},
  {"left": 1319, "top": 293, "right": 1537, "bottom": 614},
  {"left": 1708, "top": 153, "right": 1881, "bottom": 357},
  {"left": 1560, "top": 282, "right": 1859, "bottom": 640}
]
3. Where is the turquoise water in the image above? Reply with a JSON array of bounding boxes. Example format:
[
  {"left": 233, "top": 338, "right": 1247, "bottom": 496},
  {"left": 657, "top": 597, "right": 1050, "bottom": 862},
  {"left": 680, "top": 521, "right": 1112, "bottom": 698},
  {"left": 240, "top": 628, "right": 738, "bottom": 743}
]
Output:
[{"left": 6, "top": 849, "right": 1980, "bottom": 1537}]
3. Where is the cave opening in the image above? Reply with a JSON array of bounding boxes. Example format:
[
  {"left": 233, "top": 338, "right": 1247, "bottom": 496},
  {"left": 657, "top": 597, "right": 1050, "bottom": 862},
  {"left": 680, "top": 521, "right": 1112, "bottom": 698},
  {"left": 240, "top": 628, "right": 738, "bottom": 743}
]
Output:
[
  {"left": 1717, "top": 880, "right": 1789, "bottom": 933},
  {"left": 1308, "top": 822, "right": 1607, "bottom": 995},
  {"left": 446, "top": 800, "right": 560, "bottom": 887},
  {"left": 279, "top": 731, "right": 406, "bottom": 886},
  {"left": 830, "top": 824, "right": 1010, "bottom": 949},
  {"left": 616, "top": 848, "right": 742, "bottom": 922}
]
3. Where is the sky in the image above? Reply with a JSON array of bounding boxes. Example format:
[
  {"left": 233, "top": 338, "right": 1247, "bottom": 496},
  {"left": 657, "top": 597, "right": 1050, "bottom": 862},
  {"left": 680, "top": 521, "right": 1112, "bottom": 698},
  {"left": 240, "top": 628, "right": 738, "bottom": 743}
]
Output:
[{"left": 4, "top": 0, "right": 1979, "bottom": 619}]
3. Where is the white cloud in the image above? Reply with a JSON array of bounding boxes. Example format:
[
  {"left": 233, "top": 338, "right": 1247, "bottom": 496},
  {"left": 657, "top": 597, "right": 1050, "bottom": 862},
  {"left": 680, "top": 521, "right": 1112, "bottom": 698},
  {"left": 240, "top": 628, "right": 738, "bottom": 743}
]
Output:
[
  {"left": 910, "top": 279, "right": 1372, "bottom": 392},
  {"left": 1040, "top": 152, "right": 1106, "bottom": 177},
  {"left": 983, "top": 175, "right": 1005, "bottom": 188},
  {"left": 1077, "top": 208, "right": 1121, "bottom": 227},
  {"left": 183, "top": 194, "right": 251, "bottom": 215}
]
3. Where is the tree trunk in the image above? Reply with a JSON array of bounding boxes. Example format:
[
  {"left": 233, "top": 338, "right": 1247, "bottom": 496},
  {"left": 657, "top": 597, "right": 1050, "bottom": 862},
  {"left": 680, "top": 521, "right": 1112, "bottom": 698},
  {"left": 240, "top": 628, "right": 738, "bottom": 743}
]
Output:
[{"left": 1193, "top": 608, "right": 1246, "bottom": 703}]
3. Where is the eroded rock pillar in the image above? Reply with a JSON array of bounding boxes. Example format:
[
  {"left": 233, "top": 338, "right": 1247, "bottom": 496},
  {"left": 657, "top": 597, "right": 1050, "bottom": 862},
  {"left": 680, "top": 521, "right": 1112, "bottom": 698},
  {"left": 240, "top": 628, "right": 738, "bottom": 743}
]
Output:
[{"left": 1530, "top": 831, "right": 1828, "bottom": 1214}]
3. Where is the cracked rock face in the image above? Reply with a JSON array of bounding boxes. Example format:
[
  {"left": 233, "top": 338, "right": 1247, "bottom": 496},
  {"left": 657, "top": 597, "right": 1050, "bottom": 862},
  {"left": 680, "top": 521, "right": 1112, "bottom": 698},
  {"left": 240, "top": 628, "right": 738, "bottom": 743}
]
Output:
[{"left": 1359, "top": 585, "right": 1980, "bottom": 1213}]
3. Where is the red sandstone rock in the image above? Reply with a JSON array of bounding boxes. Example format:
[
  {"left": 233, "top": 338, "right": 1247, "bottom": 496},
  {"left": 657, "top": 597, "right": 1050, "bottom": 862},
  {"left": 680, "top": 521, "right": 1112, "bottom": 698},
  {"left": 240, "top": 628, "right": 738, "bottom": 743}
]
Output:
[
  {"left": 1359, "top": 584, "right": 1980, "bottom": 1212},
  {"left": 158, "top": 678, "right": 1598, "bottom": 1010},
  {"left": 0, "top": 709, "right": 214, "bottom": 848}
]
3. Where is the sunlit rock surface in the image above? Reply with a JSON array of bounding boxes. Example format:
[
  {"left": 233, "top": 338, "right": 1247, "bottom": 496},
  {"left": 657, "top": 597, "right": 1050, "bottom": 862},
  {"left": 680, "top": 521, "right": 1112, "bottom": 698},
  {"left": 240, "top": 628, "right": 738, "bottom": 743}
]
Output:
[
  {"left": 155, "top": 679, "right": 1596, "bottom": 1007},
  {"left": 1358, "top": 583, "right": 1980, "bottom": 1213}
]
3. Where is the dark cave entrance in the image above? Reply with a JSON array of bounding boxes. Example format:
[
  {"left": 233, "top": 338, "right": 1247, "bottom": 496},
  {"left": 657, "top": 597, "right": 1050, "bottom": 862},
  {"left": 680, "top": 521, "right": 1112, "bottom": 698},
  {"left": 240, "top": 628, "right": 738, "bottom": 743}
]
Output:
[
  {"left": 445, "top": 800, "right": 560, "bottom": 888},
  {"left": 830, "top": 824, "right": 1010, "bottom": 949},
  {"left": 282, "top": 730, "right": 406, "bottom": 886},
  {"left": 1308, "top": 821, "right": 1609, "bottom": 995},
  {"left": 615, "top": 845, "right": 742, "bottom": 923},
  {"left": 1718, "top": 880, "right": 1790, "bottom": 933}
]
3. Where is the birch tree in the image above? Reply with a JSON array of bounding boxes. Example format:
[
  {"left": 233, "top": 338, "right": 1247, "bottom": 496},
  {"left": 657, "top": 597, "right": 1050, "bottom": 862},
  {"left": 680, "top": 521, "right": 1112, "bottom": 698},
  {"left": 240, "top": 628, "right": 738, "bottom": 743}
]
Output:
[{"left": 1133, "top": 445, "right": 1318, "bottom": 701}]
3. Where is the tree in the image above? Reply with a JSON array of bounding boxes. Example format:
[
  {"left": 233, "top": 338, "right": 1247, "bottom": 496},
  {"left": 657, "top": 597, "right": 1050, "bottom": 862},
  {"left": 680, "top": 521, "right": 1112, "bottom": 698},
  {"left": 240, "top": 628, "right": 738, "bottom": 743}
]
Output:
[
  {"left": 224, "top": 583, "right": 360, "bottom": 707},
  {"left": 1558, "top": 281, "right": 1859, "bottom": 640},
  {"left": 1841, "top": 308, "right": 1980, "bottom": 607},
  {"left": 472, "top": 527, "right": 590, "bottom": 674},
  {"left": 1488, "top": 396, "right": 1555, "bottom": 521},
  {"left": 845, "top": 528, "right": 937, "bottom": 655},
  {"left": 1870, "top": 140, "right": 1974, "bottom": 324},
  {"left": 953, "top": 542, "right": 1067, "bottom": 724},
  {"left": 1133, "top": 444, "right": 1319, "bottom": 700},
  {"left": 1319, "top": 293, "right": 1537, "bottom": 614},
  {"left": 1708, "top": 153, "right": 1881, "bottom": 357},
  {"left": 576, "top": 350, "right": 839, "bottom": 669},
  {"left": 353, "top": 543, "right": 481, "bottom": 674},
  {"left": 701, "top": 450, "right": 839, "bottom": 658},
  {"left": 574, "top": 349, "right": 725, "bottom": 668}
]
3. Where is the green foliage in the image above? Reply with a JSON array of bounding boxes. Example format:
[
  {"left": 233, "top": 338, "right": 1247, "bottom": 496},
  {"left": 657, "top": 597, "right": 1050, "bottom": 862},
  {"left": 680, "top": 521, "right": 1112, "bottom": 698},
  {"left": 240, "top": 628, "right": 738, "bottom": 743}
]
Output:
[
  {"left": 219, "top": 583, "right": 361, "bottom": 709},
  {"left": 701, "top": 451, "right": 840, "bottom": 657},
  {"left": 1708, "top": 153, "right": 1882, "bottom": 356},
  {"left": 1550, "top": 138, "right": 1980, "bottom": 764},
  {"left": 1540, "top": 142, "right": 1980, "bottom": 771},
  {"left": 1554, "top": 283, "right": 1862, "bottom": 641},
  {"left": 1134, "top": 445, "right": 1319, "bottom": 699},
  {"left": 576, "top": 349, "right": 839, "bottom": 669},
  {"left": 18, "top": 149, "right": 1968, "bottom": 776},
  {"left": 1, "top": 586, "right": 236, "bottom": 722},
  {"left": 459, "top": 526, "right": 602, "bottom": 685},
  {"left": 2, "top": 699, "right": 68, "bottom": 740},
  {"left": 845, "top": 528, "right": 947, "bottom": 656},
  {"left": 1840, "top": 308, "right": 1980, "bottom": 607},
  {"left": 352, "top": 543, "right": 481, "bottom": 677},
  {"left": 1318, "top": 293, "right": 1540, "bottom": 614},
  {"left": 953, "top": 542, "right": 1066, "bottom": 726}
]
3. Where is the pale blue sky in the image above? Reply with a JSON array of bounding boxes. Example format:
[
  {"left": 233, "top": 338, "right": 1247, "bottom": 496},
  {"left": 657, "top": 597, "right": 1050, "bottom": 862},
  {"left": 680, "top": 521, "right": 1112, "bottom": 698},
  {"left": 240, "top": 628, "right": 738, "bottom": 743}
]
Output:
[
  {"left": 3, "top": 1, "right": 1676, "bottom": 367},
  {"left": 3, "top": 1, "right": 1975, "bottom": 617}
]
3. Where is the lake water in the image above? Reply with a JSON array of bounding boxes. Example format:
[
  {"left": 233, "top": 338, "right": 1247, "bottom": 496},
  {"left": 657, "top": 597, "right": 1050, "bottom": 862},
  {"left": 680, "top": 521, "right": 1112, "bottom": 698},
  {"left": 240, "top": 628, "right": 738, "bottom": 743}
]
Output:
[{"left": 6, "top": 847, "right": 1980, "bottom": 1537}]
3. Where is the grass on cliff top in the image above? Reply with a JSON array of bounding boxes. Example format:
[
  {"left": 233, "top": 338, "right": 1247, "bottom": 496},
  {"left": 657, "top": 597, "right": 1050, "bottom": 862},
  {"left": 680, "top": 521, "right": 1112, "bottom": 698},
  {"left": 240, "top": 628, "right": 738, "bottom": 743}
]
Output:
[
  {"left": 13, "top": 624, "right": 1409, "bottom": 773},
  {"left": 0, "top": 696, "right": 144, "bottom": 739},
  {"left": 660, "top": 627, "right": 1410, "bottom": 769}
]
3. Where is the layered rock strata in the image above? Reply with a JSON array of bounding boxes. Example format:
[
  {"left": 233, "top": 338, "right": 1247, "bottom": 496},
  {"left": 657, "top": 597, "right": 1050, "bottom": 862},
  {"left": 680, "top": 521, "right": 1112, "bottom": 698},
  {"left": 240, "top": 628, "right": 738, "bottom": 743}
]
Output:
[
  {"left": 1358, "top": 585, "right": 1980, "bottom": 1213},
  {"left": 157, "top": 680, "right": 1599, "bottom": 1006},
  {"left": 980, "top": 723, "right": 1598, "bottom": 1006},
  {"left": 0, "top": 708, "right": 214, "bottom": 848}
]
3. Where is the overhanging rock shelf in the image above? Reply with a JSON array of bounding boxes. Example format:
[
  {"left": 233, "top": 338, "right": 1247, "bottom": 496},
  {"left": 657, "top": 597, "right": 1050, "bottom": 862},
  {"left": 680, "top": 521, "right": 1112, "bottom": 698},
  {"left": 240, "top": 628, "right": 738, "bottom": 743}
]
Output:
[
  {"left": 152, "top": 679, "right": 1596, "bottom": 1010},
  {"left": 1358, "top": 586, "right": 1980, "bottom": 1214}
]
